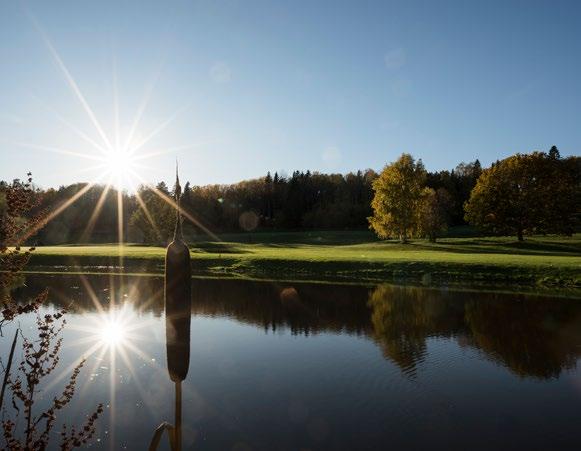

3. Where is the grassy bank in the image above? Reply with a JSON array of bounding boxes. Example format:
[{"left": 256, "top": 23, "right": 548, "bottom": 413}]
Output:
[{"left": 24, "top": 231, "right": 581, "bottom": 288}]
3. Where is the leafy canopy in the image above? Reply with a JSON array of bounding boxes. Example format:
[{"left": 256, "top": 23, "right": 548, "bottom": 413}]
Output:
[
  {"left": 368, "top": 154, "right": 426, "bottom": 242},
  {"left": 465, "top": 150, "right": 579, "bottom": 240}
]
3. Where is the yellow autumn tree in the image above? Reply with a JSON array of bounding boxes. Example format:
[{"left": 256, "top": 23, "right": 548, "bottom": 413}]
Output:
[{"left": 368, "top": 153, "right": 426, "bottom": 242}]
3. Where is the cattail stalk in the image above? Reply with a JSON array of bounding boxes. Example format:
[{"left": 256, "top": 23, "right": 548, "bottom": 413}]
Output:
[
  {"left": 165, "top": 163, "right": 191, "bottom": 382},
  {"left": 150, "top": 163, "right": 191, "bottom": 451}
]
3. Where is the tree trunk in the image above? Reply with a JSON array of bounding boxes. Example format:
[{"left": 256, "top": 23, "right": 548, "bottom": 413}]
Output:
[
  {"left": 400, "top": 227, "right": 408, "bottom": 244},
  {"left": 517, "top": 228, "right": 524, "bottom": 241}
]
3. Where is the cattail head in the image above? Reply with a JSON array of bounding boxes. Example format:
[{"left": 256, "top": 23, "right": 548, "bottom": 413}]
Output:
[{"left": 165, "top": 163, "right": 191, "bottom": 382}]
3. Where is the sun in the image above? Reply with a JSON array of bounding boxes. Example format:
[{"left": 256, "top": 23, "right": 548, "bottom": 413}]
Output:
[
  {"left": 105, "top": 149, "right": 132, "bottom": 172},
  {"left": 103, "top": 149, "right": 138, "bottom": 191},
  {"left": 16, "top": 28, "right": 219, "bottom": 244}
]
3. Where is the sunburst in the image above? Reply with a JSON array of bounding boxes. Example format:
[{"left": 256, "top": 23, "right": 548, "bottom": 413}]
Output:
[
  {"left": 15, "top": 20, "right": 220, "bottom": 249},
  {"left": 14, "top": 19, "right": 216, "bottom": 449},
  {"left": 54, "top": 276, "right": 168, "bottom": 449}
]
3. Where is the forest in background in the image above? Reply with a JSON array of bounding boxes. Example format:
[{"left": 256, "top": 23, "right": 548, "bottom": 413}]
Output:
[{"left": 1, "top": 147, "right": 579, "bottom": 245}]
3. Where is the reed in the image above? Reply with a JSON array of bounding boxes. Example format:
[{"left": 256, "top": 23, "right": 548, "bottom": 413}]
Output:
[
  {"left": 150, "top": 165, "right": 192, "bottom": 451},
  {"left": 164, "top": 166, "right": 191, "bottom": 382}
]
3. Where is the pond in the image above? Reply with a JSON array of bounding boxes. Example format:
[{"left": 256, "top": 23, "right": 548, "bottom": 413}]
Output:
[{"left": 4, "top": 274, "right": 581, "bottom": 450}]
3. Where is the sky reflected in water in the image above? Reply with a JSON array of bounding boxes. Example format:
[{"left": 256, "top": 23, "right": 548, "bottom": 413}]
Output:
[{"left": 5, "top": 275, "right": 581, "bottom": 450}]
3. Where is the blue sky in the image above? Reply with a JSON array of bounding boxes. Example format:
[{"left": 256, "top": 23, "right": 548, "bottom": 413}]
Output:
[{"left": 1, "top": 0, "right": 580, "bottom": 188}]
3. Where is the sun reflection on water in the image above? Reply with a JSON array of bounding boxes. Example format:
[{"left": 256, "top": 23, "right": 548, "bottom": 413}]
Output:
[
  {"left": 62, "top": 286, "right": 166, "bottom": 449},
  {"left": 73, "top": 301, "right": 155, "bottom": 361},
  {"left": 99, "top": 318, "right": 127, "bottom": 348}
]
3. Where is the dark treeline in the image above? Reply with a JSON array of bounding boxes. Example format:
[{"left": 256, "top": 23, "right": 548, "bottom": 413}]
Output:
[
  {"left": 132, "top": 168, "right": 379, "bottom": 241},
  {"left": 0, "top": 160, "right": 485, "bottom": 245},
  {"left": 425, "top": 160, "right": 482, "bottom": 226}
]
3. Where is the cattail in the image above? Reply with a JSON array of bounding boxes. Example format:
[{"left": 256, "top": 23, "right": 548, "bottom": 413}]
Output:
[{"left": 165, "top": 164, "right": 192, "bottom": 382}]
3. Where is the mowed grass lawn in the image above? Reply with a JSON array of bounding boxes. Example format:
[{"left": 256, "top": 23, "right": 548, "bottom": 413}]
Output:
[{"left": 27, "top": 231, "right": 581, "bottom": 287}]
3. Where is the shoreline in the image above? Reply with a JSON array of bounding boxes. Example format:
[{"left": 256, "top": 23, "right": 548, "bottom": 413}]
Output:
[
  {"left": 23, "top": 238, "right": 581, "bottom": 290},
  {"left": 19, "top": 268, "right": 581, "bottom": 299}
]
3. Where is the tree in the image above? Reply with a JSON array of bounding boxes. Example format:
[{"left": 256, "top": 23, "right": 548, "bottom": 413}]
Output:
[
  {"left": 368, "top": 154, "right": 426, "bottom": 242},
  {"left": 426, "top": 160, "right": 481, "bottom": 226},
  {"left": 418, "top": 187, "right": 451, "bottom": 242},
  {"left": 129, "top": 183, "right": 174, "bottom": 244},
  {"left": 544, "top": 153, "right": 580, "bottom": 235},
  {"left": 464, "top": 150, "right": 578, "bottom": 240}
]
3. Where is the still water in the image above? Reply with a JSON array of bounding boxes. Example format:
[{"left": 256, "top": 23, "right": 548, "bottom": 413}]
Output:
[{"left": 5, "top": 275, "right": 581, "bottom": 450}]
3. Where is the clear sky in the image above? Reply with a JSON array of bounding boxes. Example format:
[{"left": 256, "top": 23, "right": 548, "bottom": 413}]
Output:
[{"left": 1, "top": 0, "right": 580, "bottom": 189}]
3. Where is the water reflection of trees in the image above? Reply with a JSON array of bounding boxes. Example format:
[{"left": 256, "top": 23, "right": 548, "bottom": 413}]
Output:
[
  {"left": 14, "top": 275, "right": 581, "bottom": 380},
  {"left": 13, "top": 274, "right": 166, "bottom": 316},
  {"left": 464, "top": 296, "right": 581, "bottom": 378},
  {"left": 191, "top": 280, "right": 371, "bottom": 336},
  {"left": 14, "top": 275, "right": 372, "bottom": 336},
  {"left": 369, "top": 285, "right": 581, "bottom": 379},
  {"left": 368, "top": 285, "right": 467, "bottom": 376}
]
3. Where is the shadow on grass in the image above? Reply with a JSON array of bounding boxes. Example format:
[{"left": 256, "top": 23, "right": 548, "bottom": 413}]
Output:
[
  {"left": 410, "top": 238, "right": 581, "bottom": 257},
  {"left": 228, "top": 258, "right": 581, "bottom": 288},
  {"left": 189, "top": 230, "right": 378, "bottom": 246},
  {"left": 190, "top": 242, "right": 249, "bottom": 254}
]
